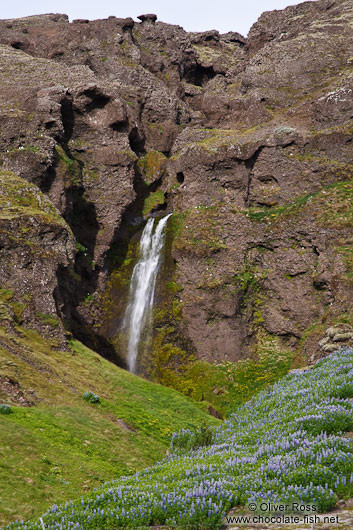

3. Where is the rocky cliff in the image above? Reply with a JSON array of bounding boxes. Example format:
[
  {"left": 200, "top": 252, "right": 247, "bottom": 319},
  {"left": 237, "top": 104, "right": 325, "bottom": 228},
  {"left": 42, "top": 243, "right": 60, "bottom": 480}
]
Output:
[{"left": 0, "top": 0, "right": 352, "bottom": 387}]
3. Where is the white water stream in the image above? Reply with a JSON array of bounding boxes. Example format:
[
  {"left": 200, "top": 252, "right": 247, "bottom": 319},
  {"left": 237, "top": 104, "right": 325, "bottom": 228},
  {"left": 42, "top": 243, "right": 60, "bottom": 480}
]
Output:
[{"left": 124, "top": 213, "right": 172, "bottom": 373}]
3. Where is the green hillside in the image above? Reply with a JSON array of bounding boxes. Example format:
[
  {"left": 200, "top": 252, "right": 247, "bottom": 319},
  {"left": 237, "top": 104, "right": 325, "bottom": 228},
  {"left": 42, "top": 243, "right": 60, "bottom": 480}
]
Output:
[
  {"left": 0, "top": 326, "right": 218, "bottom": 524},
  {"left": 5, "top": 347, "right": 353, "bottom": 530}
]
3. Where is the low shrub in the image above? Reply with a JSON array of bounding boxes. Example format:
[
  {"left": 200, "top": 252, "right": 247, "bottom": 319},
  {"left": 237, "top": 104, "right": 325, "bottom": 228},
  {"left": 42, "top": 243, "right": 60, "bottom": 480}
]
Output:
[
  {"left": 172, "top": 421, "right": 215, "bottom": 452},
  {"left": 0, "top": 404, "right": 12, "bottom": 415},
  {"left": 82, "top": 391, "right": 100, "bottom": 404},
  {"left": 332, "top": 382, "right": 353, "bottom": 399},
  {"left": 296, "top": 404, "right": 353, "bottom": 435}
]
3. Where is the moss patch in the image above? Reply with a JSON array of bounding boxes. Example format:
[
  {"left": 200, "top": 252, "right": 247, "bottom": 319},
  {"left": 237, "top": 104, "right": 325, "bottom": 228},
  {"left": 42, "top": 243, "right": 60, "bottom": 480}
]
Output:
[
  {"left": 0, "top": 171, "right": 68, "bottom": 230},
  {"left": 137, "top": 151, "right": 167, "bottom": 185},
  {"left": 243, "top": 192, "right": 317, "bottom": 223},
  {"left": 98, "top": 235, "right": 139, "bottom": 362},
  {"left": 315, "top": 181, "right": 353, "bottom": 228},
  {"left": 36, "top": 312, "right": 60, "bottom": 328},
  {"left": 172, "top": 205, "right": 227, "bottom": 256},
  {"left": 55, "top": 145, "right": 82, "bottom": 187},
  {"left": 156, "top": 330, "right": 293, "bottom": 417},
  {"left": 142, "top": 190, "right": 166, "bottom": 216}
]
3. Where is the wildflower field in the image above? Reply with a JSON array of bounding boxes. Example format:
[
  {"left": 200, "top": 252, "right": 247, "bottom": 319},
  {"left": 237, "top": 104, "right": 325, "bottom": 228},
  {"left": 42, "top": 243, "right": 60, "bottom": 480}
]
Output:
[{"left": 5, "top": 348, "right": 353, "bottom": 530}]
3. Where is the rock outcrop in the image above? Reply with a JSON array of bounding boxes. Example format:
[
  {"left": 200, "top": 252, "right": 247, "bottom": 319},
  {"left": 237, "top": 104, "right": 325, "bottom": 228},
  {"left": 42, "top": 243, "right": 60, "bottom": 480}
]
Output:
[{"left": 0, "top": 0, "right": 352, "bottom": 374}]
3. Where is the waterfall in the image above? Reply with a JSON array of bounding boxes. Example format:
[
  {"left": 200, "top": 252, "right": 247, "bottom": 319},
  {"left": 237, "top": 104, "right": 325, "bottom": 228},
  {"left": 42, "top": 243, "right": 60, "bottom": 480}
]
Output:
[{"left": 124, "top": 213, "right": 172, "bottom": 373}]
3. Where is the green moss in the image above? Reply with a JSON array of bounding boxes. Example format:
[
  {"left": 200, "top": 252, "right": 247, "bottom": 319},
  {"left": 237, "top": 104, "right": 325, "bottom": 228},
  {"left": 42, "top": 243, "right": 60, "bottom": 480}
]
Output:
[
  {"left": 23, "top": 145, "right": 39, "bottom": 153},
  {"left": 142, "top": 190, "right": 166, "bottom": 216},
  {"left": 166, "top": 281, "right": 183, "bottom": 294},
  {"left": 152, "top": 329, "right": 190, "bottom": 382},
  {"left": 0, "top": 289, "right": 32, "bottom": 325},
  {"left": 75, "top": 242, "right": 95, "bottom": 271},
  {"left": 116, "top": 150, "right": 138, "bottom": 163},
  {"left": 293, "top": 319, "right": 326, "bottom": 367},
  {"left": 137, "top": 151, "right": 167, "bottom": 185},
  {"left": 0, "top": 288, "right": 14, "bottom": 303},
  {"left": 335, "top": 242, "right": 353, "bottom": 285},
  {"left": 168, "top": 212, "right": 186, "bottom": 238},
  {"left": 315, "top": 181, "right": 353, "bottom": 228},
  {"left": 253, "top": 309, "right": 264, "bottom": 324},
  {"left": 170, "top": 127, "right": 261, "bottom": 157},
  {"left": 232, "top": 266, "right": 260, "bottom": 292},
  {"left": 172, "top": 205, "right": 227, "bottom": 256},
  {"left": 245, "top": 193, "right": 315, "bottom": 222},
  {"left": 55, "top": 145, "right": 81, "bottom": 187},
  {"left": 148, "top": 122, "right": 164, "bottom": 136},
  {"left": 36, "top": 312, "right": 60, "bottom": 328},
  {"left": 0, "top": 171, "right": 69, "bottom": 230},
  {"left": 331, "top": 309, "right": 353, "bottom": 327},
  {"left": 75, "top": 242, "right": 86, "bottom": 253},
  {"left": 82, "top": 168, "right": 99, "bottom": 181},
  {"left": 157, "top": 331, "right": 293, "bottom": 417},
  {"left": 6, "top": 145, "right": 40, "bottom": 154},
  {"left": 229, "top": 264, "right": 268, "bottom": 332},
  {"left": 116, "top": 41, "right": 138, "bottom": 67},
  {"left": 99, "top": 237, "right": 139, "bottom": 351},
  {"left": 196, "top": 129, "right": 237, "bottom": 153},
  {"left": 192, "top": 42, "right": 241, "bottom": 72},
  {"left": 289, "top": 152, "right": 353, "bottom": 178},
  {"left": 192, "top": 44, "right": 223, "bottom": 64},
  {"left": 242, "top": 174, "right": 353, "bottom": 228},
  {"left": 68, "top": 138, "right": 90, "bottom": 150},
  {"left": 136, "top": 223, "right": 193, "bottom": 386},
  {"left": 83, "top": 293, "right": 95, "bottom": 305},
  {"left": 12, "top": 302, "right": 26, "bottom": 324}
]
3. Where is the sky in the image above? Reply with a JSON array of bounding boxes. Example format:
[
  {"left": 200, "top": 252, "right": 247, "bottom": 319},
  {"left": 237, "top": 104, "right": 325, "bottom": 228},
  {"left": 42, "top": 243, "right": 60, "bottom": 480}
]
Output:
[{"left": 1, "top": 0, "right": 316, "bottom": 37}]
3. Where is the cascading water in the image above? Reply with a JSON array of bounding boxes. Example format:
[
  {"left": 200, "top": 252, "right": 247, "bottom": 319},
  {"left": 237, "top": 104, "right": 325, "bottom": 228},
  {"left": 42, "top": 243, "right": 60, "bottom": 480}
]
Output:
[{"left": 124, "top": 213, "right": 172, "bottom": 373}]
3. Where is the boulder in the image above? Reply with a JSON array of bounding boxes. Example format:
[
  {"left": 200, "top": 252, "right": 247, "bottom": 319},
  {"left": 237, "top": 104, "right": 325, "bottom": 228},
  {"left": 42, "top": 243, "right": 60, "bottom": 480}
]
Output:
[{"left": 137, "top": 13, "right": 157, "bottom": 24}]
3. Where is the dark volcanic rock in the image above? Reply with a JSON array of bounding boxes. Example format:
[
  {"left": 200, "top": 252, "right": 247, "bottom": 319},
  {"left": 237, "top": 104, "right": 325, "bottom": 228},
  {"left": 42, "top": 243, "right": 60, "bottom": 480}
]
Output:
[
  {"left": 0, "top": 0, "right": 353, "bottom": 370},
  {"left": 137, "top": 14, "right": 157, "bottom": 24},
  {"left": 0, "top": 171, "right": 75, "bottom": 342}
]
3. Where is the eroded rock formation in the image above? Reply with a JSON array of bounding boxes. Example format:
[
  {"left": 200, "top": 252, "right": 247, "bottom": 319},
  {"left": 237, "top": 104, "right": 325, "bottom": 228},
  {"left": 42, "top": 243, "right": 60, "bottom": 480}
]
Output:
[{"left": 0, "top": 0, "right": 352, "bottom": 375}]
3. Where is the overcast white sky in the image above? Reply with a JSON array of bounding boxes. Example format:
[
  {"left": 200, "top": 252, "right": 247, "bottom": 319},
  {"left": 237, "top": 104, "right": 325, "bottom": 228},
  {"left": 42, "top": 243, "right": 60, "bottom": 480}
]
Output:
[{"left": 1, "top": 0, "right": 316, "bottom": 36}]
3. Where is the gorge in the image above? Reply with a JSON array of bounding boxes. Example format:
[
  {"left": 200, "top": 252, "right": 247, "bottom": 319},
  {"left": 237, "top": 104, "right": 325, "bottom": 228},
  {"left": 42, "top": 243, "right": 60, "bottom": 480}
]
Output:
[
  {"left": 0, "top": 0, "right": 352, "bottom": 410},
  {"left": 1, "top": 0, "right": 353, "bottom": 523}
]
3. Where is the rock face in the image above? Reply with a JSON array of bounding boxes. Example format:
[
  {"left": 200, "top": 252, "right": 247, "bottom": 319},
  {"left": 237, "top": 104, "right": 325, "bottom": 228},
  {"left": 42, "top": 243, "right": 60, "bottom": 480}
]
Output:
[{"left": 0, "top": 0, "right": 352, "bottom": 372}]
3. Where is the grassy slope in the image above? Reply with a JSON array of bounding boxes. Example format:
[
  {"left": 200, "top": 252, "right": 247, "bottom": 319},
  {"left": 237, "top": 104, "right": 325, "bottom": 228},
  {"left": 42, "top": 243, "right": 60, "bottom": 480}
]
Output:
[
  {"left": 0, "top": 326, "right": 218, "bottom": 525},
  {"left": 7, "top": 348, "right": 353, "bottom": 530}
]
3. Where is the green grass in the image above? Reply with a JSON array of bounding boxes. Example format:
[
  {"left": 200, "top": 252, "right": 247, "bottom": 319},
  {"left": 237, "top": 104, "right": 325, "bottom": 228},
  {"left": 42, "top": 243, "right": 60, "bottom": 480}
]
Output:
[
  {"left": 0, "top": 327, "right": 217, "bottom": 525},
  {"left": 8, "top": 347, "right": 353, "bottom": 529},
  {"left": 243, "top": 192, "right": 316, "bottom": 222},
  {"left": 142, "top": 190, "right": 166, "bottom": 216},
  {"left": 0, "top": 171, "right": 69, "bottom": 230},
  {"left": 158, "top": 333, "right": 293, "bottom": 417},
  {"left": 315, "top": 181, "right": 353, "bottom": 228}
]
